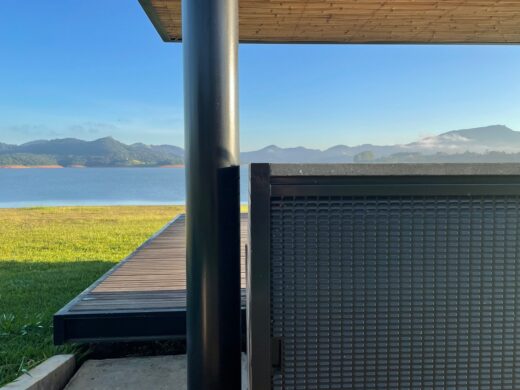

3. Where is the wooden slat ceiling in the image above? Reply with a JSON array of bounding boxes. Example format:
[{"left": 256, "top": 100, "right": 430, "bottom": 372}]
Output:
[{"left": 139, "top": 0, "right": 520, "bottom": 44}]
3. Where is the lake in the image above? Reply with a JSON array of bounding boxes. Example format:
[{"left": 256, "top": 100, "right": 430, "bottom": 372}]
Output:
[{"left": 0, "top": 167, "right": 250, "bottom": 208}]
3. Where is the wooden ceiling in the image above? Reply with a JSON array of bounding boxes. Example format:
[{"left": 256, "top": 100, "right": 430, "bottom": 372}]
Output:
[{"left": 139, "top": 0, "right": 520, "bottom": 44}]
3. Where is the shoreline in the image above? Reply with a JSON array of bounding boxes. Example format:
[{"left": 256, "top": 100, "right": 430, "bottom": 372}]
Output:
[
  {"left": 0, "top": 165, "right": 64, "bottom": 169},
  {"left": 0, "top": 165, "right": 186, "bottom": 169}
]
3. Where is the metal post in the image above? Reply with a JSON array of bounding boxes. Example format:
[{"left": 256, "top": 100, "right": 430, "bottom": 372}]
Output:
[{"left": 182, "top": 0, "right": 241, "bottom": 389}]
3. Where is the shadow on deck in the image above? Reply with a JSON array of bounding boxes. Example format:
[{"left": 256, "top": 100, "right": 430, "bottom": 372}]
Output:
[{"left": 54, "top": 214, "right": 247, "bottom": 344}]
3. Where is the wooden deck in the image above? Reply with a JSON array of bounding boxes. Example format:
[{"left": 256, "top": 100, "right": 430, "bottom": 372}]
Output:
[{"left": 54, "top": 214, "right": 248, "bottom": 344}]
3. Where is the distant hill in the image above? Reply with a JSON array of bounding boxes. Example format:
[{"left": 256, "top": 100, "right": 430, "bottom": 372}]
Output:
[
  {"left": 0, "top": 142, "right": 15, "bottom": 152},
  {"left": 241, "top": 145, "right": 324, "bottom": 163},
  {"left": 242, "top": 125, "right": 520, "bottom": 164},
  {"left": 404, "top": 125, "right": 520, "bottom": 154},
  {"left": 2, "top": 125, "right": 520, "bottom": 167},
  {"left": 0, "top": 137, "right": 184, "bottom": 167}
]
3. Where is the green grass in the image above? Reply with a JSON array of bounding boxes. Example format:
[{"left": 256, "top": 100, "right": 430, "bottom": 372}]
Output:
[{"left": 0, "top": 206, "right": 184, "bottom": 386}]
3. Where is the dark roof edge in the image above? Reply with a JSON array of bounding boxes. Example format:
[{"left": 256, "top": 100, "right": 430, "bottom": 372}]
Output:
[{"left": 138, "top": 0, "right": 175, "bottom": 42}]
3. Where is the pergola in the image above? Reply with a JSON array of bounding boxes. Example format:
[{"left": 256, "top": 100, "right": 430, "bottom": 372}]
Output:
[{"left": 138, "top": 1, "right": 520, "bottom": 389}]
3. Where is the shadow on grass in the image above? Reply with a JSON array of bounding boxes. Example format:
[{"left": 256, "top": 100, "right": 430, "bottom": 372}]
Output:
[{"left": 0, "top": 260, "right": 114, "bottom": 386}]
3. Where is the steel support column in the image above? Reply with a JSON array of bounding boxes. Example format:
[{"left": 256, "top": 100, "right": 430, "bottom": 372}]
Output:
[{"left": 182, "top": 0, "right": 241, "bottom": 389}]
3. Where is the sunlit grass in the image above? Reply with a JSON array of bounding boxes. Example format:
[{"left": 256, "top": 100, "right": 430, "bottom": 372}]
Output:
[{"left": 0, "top": 206, "right": 184, "bottom": 385}]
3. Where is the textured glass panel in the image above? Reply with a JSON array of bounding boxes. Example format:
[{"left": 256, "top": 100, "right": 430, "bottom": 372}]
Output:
[{"left": 271, "top": 196, "right": 520, "bottom": 390}]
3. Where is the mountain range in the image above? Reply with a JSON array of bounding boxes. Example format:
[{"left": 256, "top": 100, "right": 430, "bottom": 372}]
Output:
[
  {"left": 0, "top": 137, "right": 184, "bottom": 167},
  {"left": 241, "top": 125, "right": 520, "bottom": 163},
  {"left": 1, "top": 125, "right": 520, "bottom": 167}
]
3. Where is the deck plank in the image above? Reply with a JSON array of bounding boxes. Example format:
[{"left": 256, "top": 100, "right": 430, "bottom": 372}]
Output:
[
  {"left": 53, "top": 214, "right": 248, "bottom": 344},
  {"left": 73, "top": 214, "right": 246, "bottom": 310}
]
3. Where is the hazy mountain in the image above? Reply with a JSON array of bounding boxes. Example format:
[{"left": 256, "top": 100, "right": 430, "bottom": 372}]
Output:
[
  {"left": 146, "top": 144, "right": 184, "bottom": 158},
  {"left": 1, "top": 125, "right": 519, "bottom": 167},
  {"left": 242, "top": 125, "right": 520, "bottom": 163},
  {"left": 404, "top": 125, "right": 520, "bottom": 154},
  {"left": 0, "top": 137, "right": 183, "bottom": 167},
  {"left": 128, "top": 142, "right": 184, "bottom": 161},
  {"left": 0, "top": 142, "right": 15, "bottom": 152},
  {"left": 241, "top": 145, "right": 324, "bottom": 163},
  {"left": 17, "top": 136, "right": 134, "bottom": 156}
]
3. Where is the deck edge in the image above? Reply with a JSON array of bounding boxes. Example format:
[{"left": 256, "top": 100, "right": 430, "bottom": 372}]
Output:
[{"left": 53, "top": 214, "right": 185, "bottom": 345}]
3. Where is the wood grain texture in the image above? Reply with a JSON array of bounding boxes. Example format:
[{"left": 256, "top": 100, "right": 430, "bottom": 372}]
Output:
[
  {"left": 68, "top": 214, "right": 247, "bottom": 313},
  {"left": 141, "top": 0, "right": 520, "bottom": 43}
]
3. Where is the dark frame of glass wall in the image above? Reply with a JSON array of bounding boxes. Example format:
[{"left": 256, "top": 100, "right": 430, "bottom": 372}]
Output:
[{"left": 248, "top": 163, "right": 520, "bottom": 390}]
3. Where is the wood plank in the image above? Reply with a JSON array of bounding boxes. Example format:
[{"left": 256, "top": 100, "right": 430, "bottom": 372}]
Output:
[
  {"left": 141, "top": 0, "right": 520, "bottom": 43},
  {"left": 66, "top": 214, "right": 247, "bottom": 313}
]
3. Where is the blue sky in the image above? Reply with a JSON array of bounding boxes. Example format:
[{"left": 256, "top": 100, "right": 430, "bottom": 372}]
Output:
[{"left": 1, "top": 1, "right": 519, "bottom": 151}]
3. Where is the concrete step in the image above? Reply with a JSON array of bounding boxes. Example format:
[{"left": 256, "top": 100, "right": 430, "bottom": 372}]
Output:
[{"left": 64, "top": 354, "right": 248, "bottom": 390}]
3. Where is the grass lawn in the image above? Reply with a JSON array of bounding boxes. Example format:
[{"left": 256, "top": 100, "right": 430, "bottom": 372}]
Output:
[{"left": 0, "top": 206, "right": 184, "bottom": 386}]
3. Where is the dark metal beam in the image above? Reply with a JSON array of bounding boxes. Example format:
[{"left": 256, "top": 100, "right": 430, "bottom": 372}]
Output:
[
  {"left": 182, "top": 0, "right": 241, "bottom": 388},
  {"left": 53, "top": 307, "right": 247, "bottom": 345}
]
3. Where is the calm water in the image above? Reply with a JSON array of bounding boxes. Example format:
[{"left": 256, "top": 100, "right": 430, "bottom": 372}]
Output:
[{"left": 0, "top": 167, "right": 250, "bottom": 208}]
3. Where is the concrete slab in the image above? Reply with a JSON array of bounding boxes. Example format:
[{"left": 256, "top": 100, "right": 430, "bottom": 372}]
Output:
[
  {"left": 1, "top": 355, "right": 75, "bottom": 390},
  {"left": 64, "top": 354, "right": 248, "bottom": 390}
]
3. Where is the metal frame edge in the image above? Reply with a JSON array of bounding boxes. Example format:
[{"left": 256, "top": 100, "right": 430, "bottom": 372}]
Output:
[{"left": 248, "top": 163, "right": 273, "bottom": 390}]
